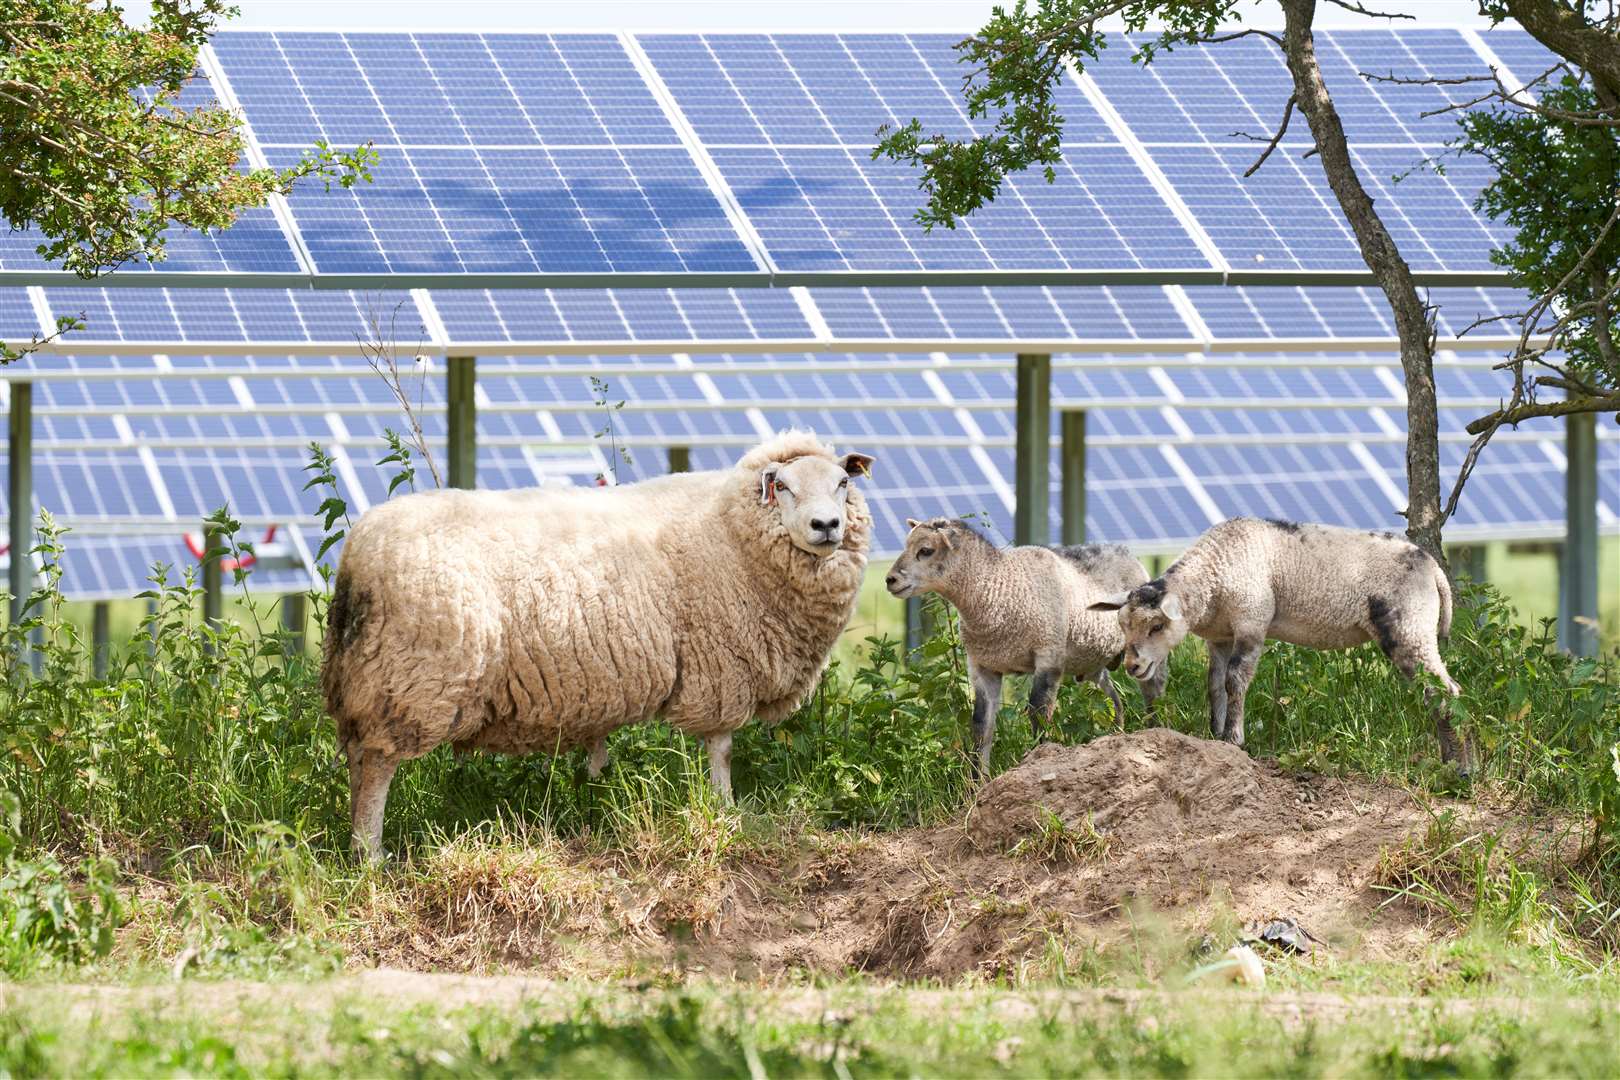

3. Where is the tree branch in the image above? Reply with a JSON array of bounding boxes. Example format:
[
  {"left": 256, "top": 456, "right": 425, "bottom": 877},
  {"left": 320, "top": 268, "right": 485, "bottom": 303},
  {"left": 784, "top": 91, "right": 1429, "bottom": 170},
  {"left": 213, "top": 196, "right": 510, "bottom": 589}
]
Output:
[
  {"left": 1465, "top": 392, "right": 1620, "bottom": 435},
  {"left": 1325, "top": 0, "right": 1415, "bottom": 18},
  {"left": 1233, "top": 95, "right": 1298, "bottom": 177}
]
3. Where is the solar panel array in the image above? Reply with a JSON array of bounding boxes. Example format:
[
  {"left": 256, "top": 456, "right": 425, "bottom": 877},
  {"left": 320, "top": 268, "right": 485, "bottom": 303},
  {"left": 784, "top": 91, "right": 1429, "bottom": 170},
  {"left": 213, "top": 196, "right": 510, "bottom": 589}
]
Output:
[{"left": 2, "top": 28, "right": 1613, "bottom": 601}]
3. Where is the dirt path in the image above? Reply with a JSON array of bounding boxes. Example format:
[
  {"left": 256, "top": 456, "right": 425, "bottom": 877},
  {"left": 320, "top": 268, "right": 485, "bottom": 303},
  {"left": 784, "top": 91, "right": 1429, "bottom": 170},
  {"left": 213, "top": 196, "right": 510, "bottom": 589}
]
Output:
[{"left": 7, "top": 969, "right": 1600, "bottom": 1031}]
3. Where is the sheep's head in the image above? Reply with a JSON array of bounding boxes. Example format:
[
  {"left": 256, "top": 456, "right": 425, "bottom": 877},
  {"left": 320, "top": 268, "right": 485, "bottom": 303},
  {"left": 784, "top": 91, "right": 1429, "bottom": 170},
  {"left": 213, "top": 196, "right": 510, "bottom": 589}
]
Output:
[
  {"left": 1088, "top": 580, "right": 1188, "bottom": 682},
  {"left": 885, "top": 518, "right": 969, "bottom": 598},
  {"left": 760, "top": 451, "right": 874, "bottom": 557}
]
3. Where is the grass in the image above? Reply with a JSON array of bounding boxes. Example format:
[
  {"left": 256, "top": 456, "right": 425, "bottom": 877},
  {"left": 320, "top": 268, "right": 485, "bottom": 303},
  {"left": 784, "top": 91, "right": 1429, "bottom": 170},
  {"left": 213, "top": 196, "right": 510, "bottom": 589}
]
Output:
[
  {"left": 1, "top": 501, "right": 1618, "bottom": 1076},
  {"left": 3, "top": 967, "right": 1620, "bottom": 1078}
]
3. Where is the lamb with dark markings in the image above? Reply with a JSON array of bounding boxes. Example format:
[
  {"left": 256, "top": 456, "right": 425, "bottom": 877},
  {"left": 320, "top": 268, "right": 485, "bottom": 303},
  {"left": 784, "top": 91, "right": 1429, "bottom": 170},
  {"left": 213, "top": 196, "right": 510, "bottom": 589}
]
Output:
[{"left": 1089, "top": 517, "right": 1471, "bottom": 770}]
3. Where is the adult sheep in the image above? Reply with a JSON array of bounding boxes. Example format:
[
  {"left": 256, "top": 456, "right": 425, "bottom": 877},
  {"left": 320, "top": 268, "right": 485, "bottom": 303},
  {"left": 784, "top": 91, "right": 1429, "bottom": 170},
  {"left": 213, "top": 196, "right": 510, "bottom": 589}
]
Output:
[{"left": 323, "top": 431, "right": 875, "bottom": 858}]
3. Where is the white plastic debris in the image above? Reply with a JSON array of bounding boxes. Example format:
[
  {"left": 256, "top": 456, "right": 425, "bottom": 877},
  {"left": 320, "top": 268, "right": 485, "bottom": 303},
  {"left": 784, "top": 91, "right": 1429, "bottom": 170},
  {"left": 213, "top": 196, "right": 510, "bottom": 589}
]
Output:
[{"left": 1226, "top": 944, "right": 1265, "bottom": 987}]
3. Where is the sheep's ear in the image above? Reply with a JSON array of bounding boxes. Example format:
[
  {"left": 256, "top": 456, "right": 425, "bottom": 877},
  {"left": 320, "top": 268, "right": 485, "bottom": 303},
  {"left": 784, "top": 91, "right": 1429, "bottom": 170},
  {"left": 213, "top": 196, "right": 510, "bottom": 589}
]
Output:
[
  {"left": 1161, "top": 593, "right": 1184, "bottom": 622},
  {"left": 1088, "top": 592, "right": 1130, "bottom": 613},
  {"left": 905, "top": 518, "right": 923, "bottom": 531},
  {"left": 759, "top": 465, "right": 780, "bottom": 506},
  {"left": 841, "top": 452, "right": 875, "bottom": 478}
]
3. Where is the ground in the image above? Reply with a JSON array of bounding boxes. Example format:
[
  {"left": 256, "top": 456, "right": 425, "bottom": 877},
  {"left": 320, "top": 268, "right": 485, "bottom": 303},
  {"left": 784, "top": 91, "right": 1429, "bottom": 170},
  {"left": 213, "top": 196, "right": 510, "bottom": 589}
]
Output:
[{"left": 3, "top": 728, "right": 1613, "bottom": 1075}]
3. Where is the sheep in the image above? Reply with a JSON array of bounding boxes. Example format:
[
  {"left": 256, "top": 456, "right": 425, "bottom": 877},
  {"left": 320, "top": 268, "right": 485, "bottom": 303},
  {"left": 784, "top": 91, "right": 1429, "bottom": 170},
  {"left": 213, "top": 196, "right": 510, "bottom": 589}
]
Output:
[
  {"left": 883, "top": 518, "right": 1166, "bottom": 778},
  {"left": 1088, "top": 517, "right": 1470, "bottom": 769},
  {"left": 322, "top": 430, "right": 875, "bottom": 859}
]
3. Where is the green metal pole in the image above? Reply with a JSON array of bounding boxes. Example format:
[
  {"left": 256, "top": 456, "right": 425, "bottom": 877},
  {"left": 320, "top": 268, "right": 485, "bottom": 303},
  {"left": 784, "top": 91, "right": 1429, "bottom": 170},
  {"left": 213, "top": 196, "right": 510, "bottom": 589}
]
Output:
[
  {"left": 282, "top": 592, "right": 307, "bottom": 659},
  {"left": 7, "top": 382, "right": 35, "bottom": 673},
  {"left": 1013, "top": 353, "right": 1051, "bottom": 547},
  {"left": 201, "top": 519, "right": 224, "bottom": 648},
  {"left": 1559, "top": 412, "right": 1598, "bottom": 656},
  {"left": 447, "top": 355, "right": 477, "bottom": 490},
  {"left": 92, "top": 601, "right": 111, "bottom": 679},
  {"left": 8, "top": 382, "right": 31, "bottom": 632},
  {"left": 1060, "top": 410, "right": 1087, "bottom": 547},
  {"left": 668, "top": 445, "right": 691, "bottom": 474},
  {"left": 1455, "top": 544, "right": 1487, "bottom": 584}
]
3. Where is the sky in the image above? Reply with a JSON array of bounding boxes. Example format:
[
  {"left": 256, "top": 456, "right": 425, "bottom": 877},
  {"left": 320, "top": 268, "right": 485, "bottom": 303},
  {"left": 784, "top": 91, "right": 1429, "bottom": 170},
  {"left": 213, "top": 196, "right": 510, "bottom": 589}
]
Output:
[{"left": 121, "top": 0, "right": 1500, "bottom": 32}]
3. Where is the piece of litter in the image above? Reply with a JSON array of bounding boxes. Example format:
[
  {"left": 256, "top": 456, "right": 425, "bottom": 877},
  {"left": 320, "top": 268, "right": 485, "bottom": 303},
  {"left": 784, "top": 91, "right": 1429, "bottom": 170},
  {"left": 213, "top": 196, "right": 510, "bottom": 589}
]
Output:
[
  {"left": 1182, "top": 944, "right": 1265, "bottom": 989},
  {"left": 1246, "top": 917, "right": 1325, "bottom": 955},
  {"left": 1227, "top": 945, "right": 1265, "bottom": 987},
  {"left": 1039, "top": 772, "right": 1057, "bottom": 783}
]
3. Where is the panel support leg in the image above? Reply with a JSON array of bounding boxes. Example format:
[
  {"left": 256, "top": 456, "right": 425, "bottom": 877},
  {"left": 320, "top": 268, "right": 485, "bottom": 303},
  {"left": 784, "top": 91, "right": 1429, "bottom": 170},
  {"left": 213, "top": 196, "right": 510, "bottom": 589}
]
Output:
[
  {"left": 282, "top": 593, "right": 307, "bottom": 659},
  {"left": 447, "top": 355, "right": 477, "bottom": 491},
  {"left": 1013, "top": 353, "right": 1051, "bottom": 547},
  {"left": 668, "top": 445, "right": 690, "bottom": 474},
  {"left": 202, "top": 519, "right": 224, "bottom": 650},
  {"left": 92, "top": 601, "right": 111, "bottom": 679},
  {"left": 8, "top": 382, "right": 36, "bottom": 673},
  {"left": 1060, "top": 409, "right": 1086, "bottom": 547},
  {"left": 1559, "top": 412, "right": 1598, "bottom": 656}
]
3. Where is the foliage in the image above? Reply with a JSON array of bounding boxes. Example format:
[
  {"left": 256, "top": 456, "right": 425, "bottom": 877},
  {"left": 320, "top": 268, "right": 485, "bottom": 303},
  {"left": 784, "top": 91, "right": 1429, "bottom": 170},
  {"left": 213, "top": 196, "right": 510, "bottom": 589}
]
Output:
[
  {"left": 7, "top": 977, "right": 1620, "bottom": 1077},
  {"left": 872, "top": 0, "right": 1242, "bottom": 230},
  {"left": 0, "top": 481, "right": 1617, "bottom": 977},
  {"left": 1451, "top": 74, "right": 1619, "bottom": 391},
  {"left": 0, "top": 0, "right": 376, "bottom": 280},
  {"left": 0, "top": 792, "right": 121, "bottom": 974},
  {"left": 589, "top": 375, "right": 633, "bottom": 484}
]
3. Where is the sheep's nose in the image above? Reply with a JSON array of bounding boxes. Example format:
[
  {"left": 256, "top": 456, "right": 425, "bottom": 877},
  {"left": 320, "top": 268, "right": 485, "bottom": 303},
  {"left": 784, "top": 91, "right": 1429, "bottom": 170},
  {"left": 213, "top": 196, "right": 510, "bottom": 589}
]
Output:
[
  {"left": 885, "top": 574, "right": 898, "bottom": 587},
  {"left": 810, "top": 517, "right": 841, "bottom": 532}
]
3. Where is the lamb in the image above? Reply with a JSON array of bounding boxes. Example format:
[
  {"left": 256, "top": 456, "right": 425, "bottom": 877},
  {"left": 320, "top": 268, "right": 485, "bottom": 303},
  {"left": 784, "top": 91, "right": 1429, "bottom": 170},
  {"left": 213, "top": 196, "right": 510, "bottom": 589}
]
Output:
[
  {"left": 884, "top": 518, "right": 1166, "bottom": 778},
  {"left": 322, "top": 431, "right": 875, "bottom": 858},
  {"left": 1088, "top": 517, "right": 1470, "bottom": 769}
]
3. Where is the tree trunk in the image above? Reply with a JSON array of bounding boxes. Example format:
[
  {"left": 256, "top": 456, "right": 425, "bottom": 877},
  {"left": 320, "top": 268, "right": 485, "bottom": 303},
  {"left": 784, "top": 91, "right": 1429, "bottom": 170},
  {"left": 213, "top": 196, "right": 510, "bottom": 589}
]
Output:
[
  {"left": 1502, "top": 0, "right": 1620, "bottom": 110},
  {"left": 1278, "top": 0, "right": 1446, "bottom": 562}
]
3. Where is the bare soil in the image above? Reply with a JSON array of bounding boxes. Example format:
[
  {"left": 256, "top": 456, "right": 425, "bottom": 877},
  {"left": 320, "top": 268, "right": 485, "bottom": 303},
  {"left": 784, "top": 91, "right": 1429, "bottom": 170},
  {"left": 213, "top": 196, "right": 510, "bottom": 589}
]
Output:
[{"left": 346, "top": 728, "right": 1540, "bottom": 980}]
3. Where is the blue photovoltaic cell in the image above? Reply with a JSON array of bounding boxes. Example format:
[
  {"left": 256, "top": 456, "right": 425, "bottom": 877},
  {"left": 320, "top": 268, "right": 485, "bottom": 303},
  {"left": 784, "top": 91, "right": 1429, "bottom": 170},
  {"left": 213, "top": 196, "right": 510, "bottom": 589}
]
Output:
[
  {"left": 1041, "top": 443, "right": 1211, "bottom": 546},
  {"left": 1085, "top": 30, "right": 1506, "bottom": 274},
  {"left": 40, "top": 289, "right": 414, "bottom": 344},
  {"left": 815, "top": 286, "right": 1189, "bottom": 340},
  {"left": 213, "top": 32, "right": 758, "bottom": 275},
  {"left": 1476, "top": 29, "right": 1563, "bottom": 89},
  {"left": 641, "top": 33, "right": 1208, "bottom": 272},
  {"left": 1182, "top": 442, "right": 1401, "bottom": 528},
  {"left": 0, "top": 292, "right": 42, "bottom": 339},
  {"left": 431, "top": 289, "right": 813, "bottom": 341},
  {"left": 714, "top": 144, "right": 1206, "bottom": 272}
]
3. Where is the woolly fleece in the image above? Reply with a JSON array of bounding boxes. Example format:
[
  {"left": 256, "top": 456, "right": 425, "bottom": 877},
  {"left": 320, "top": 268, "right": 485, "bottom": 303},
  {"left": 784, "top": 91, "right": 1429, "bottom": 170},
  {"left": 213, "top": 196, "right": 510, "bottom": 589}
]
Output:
[{"left": 322, "top": 431, "right": 871, "bottom": 769}]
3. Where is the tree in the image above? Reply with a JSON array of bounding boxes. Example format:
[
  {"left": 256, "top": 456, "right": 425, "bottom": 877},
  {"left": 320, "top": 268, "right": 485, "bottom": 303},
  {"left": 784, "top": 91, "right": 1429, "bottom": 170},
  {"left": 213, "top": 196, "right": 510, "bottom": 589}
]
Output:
[
  {"left": 1435, "top": 3, "right": 1618, "bottom": 519},
  {"left": 874, "top": 0, "right": 1616, "bottom": 561},
  {"left": 0, "top": 0, "right": 375, "bottom": 356}
]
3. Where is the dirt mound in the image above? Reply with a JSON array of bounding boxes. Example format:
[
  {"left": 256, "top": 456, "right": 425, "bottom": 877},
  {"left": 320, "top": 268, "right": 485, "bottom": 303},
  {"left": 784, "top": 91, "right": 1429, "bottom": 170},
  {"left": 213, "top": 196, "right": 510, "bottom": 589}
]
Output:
[
  {"left": 971, "top": 728, "right": 1267, "bottom": 851},
  {"left": 345, "top": 729, "right": 1519, "bottom": 982},
  {"left": 741, "top": 728, "right": 1453, "bottom": 980}
]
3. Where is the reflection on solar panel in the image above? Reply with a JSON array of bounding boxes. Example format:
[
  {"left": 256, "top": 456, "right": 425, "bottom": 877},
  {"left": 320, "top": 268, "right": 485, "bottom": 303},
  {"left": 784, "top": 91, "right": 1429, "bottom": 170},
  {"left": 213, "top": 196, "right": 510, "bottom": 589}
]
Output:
[{"left": 1, "top": 28, "right": 1613, "bottom": 603}]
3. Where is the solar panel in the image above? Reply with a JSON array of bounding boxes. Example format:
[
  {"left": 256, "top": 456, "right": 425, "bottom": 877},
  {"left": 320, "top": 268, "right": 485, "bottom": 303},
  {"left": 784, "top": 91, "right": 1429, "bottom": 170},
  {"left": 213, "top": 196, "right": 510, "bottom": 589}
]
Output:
[
  {"left": 638, "top": 34, "right": 1212, "bottom": 273},
  {"left": 213, "top": 32, "right": 760, "bottom": 275}
]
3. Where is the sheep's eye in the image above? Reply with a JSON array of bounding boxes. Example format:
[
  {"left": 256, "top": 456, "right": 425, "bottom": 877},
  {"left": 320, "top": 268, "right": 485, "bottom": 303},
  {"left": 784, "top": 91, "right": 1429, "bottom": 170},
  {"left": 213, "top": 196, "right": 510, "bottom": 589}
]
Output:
[
  {"left": 838, "top": 478, "right": 848, "bottom": 489},
  {"left": 918, "top": 546, "right": 935, "bottom": 558}
]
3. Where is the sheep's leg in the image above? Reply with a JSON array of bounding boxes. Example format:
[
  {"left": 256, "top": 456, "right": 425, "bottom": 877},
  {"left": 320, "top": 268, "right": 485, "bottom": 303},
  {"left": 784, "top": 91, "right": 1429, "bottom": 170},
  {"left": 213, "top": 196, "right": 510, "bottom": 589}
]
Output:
[
  {"left": 586, "top": 736, "right": 609, "bottom": 779},
  {"left": 969, "top": 665, "right": 1003, "bottom": 781},
  {"left": 349, "top": 748, "right": 398, "bottom": 862},
  {"left": 1137, "top": 663, "right": 1167, "bottom": 722},
  {"left": 1027, "top": 668, "right": 1063, "bottom": 743},
  {"left": 1393, "top": 645, "right": 1474, "bottom": 775},
  {"left": 706, "top": 732, "right": 734, "bottom": 804},
  {"left": 1092, "top": 669, "right": 1126, "bottom": 728},
  {"left": 1220, "top": 638, "right": 1263, "bottom": 747},
  {"left": 1205, "top": 640, "right": 1233, "bottom": 740}
]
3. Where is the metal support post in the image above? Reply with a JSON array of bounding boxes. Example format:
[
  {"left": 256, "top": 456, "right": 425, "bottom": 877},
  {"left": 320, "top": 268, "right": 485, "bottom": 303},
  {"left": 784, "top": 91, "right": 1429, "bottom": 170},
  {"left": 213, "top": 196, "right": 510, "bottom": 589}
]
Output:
[
  {"left": 447, "top": 355, "right": 477, "bottom": 490},
  {"left": 1013, "top": 353, "right": 1051, "bottom": 547}
]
